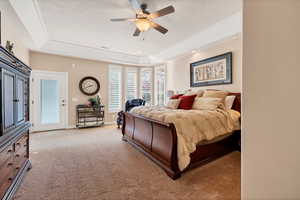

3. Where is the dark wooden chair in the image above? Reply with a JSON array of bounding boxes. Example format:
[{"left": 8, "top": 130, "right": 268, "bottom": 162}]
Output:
[{"left": 117, "top": 99, "right": 145, "bottom": 128}]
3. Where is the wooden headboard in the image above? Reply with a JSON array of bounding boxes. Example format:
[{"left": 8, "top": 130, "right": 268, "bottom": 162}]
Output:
[{"left": 228, "top": 92, "right": 241, "bottom": 113}]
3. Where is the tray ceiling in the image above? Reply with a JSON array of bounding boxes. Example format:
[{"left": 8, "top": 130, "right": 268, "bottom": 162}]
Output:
[{"left": 10, "top": 0, "right": 242, "bottom": 65}]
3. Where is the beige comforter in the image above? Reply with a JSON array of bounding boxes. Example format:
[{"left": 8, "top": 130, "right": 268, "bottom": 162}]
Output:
[{"left": 130, "top": 106, "right": 240, "bottom": 171}]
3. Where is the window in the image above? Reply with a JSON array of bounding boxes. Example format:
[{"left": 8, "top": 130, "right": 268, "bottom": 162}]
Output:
[
  {"left": 108, "top": 65, "right": 122, "bottom": 112},
  {"left": 154, "top": 65, "right": 166, "bottom": 105},
  {"left": 140, "top": 68, "right": 153, "bottom": 104},
  {"left": 126, "top": 68, "right": 138, "bottom": 101}
]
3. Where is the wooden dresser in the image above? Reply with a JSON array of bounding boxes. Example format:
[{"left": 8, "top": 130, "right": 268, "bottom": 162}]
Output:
[{"left": 0, "top": 46, "right": 31, "bottom": 200}]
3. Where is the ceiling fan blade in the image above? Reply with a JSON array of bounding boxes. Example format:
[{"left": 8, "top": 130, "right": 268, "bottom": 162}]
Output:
[
  {"left": 149, "top": 5, "right": 175, "bottom": 19},
  {"left": 110, "top": 18, "right": 136, "bottom": 22},
  {"left": 133, "top": 28, "right": 141, "bottom": 36},
  {"left": 128, "top": 0, "right": 142, "bottom": 13},
  {"left": 150, "top": 22, "right": 168, "bottom": 34}
]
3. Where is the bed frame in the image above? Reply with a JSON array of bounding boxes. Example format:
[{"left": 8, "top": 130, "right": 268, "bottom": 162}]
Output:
[{"left": 122, "top": 93, "right": 241, "bottom": 180}]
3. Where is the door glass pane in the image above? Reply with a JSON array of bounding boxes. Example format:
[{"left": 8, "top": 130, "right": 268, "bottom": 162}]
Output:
[
  {"left": 40, "top": 80, "right": 59, "bottom": 124},
  {"left": 4, "top": 74, "right": 14, "bottom": 128},
  {"left": 17, "top": 78, "right": 24, "bottom": 122}
]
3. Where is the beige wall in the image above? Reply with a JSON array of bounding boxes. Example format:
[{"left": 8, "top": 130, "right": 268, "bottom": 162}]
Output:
[
  {"left": 166, "top": 35, "right": 242, "bottom": 93},
  {"left": 0, "top": 1, "right": 30, "bottom": 64},
  {"left": 242, "top": 0, "right": 300, "bottom": 199},
  {"left": 30, "top": 51, "right": 147, "bottom": 127}
]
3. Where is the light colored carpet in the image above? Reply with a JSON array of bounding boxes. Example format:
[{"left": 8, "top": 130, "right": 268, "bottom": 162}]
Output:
[{"left": 14, "top": 126, "right": 240, "bottom": 200}]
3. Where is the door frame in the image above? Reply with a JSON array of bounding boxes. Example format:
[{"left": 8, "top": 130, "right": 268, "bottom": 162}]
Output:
[{"left": 30, "top": 70, "right": 69, "bottom": 132}]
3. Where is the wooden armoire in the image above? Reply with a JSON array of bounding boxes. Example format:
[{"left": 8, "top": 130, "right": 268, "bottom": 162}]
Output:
[{"left": 0, "top": 46, "right": 31, "bottom": 200}]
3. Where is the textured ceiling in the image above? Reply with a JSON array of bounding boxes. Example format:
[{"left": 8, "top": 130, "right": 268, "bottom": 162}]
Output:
[{"left": 37, "top": 0, "right": 242, "bottom": 57}]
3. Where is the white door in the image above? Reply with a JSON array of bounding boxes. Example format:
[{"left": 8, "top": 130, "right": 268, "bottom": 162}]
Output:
[{"left": 31, "top": 70, "right": 68, "bottom": 132}]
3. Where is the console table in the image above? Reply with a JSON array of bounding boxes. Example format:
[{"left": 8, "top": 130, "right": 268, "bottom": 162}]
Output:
[{"left": 76, "top": 105, "right": 105, "bottom": 128}]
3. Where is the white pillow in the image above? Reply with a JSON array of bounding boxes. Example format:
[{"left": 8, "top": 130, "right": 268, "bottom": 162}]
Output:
[
  {"left": 192, "top": 97, "right": 224, "bottom": 110},
  {"left": 166, "top": 99, "right": 181, "bottom": 109},
  {"left": 183, "top": 89, "right": 204, "bottom": 97},
  {"left": 225, "top": 96, "right": 236, "bottom": 110},
  {"left": 203, "top": 90, "right": 229, "bottom": 100}
]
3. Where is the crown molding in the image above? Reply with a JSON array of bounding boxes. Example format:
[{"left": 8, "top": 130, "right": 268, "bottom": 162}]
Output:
[
  {"left": 39, "top": 39, "right": 153, "bottom": 66},
  {"left": 153, "top": 11, "right": 242, "bottom": 62},
  {"left": 9, "top": 0, "right": 48, "bottom": 48},
  {"left": 9, "top": 0, "right": 155, "bottom": 66},
  {"left": 9, "top": 0, "right": 242, "bottom": 66}
]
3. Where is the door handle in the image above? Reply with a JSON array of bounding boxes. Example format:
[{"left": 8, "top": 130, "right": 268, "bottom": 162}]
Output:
[{"left": 62, "top": 104, "right": 66, "bottom": 106}]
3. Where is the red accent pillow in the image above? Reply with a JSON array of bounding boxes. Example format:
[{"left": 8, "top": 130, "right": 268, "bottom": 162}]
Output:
[
  {"left": 170, "top": 94, "right": 184, "bottom": 99},
  {"left": 178, "top": 95, "right": 197, "bottom": 110}
]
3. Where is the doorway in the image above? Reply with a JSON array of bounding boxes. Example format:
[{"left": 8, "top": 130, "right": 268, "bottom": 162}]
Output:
[{"left": 30, "top": 70, "right": 68, "bottom": 132}]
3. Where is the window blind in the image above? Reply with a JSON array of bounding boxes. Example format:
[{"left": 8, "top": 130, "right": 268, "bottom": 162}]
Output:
[
  {"left": 154, "top": 65, "right": 166, "bottom": 105},
  {"left": 126, "top": 68, "right": 138, "bottom": 101},
  {"left": 108, "top": 65, "right": 122, "bottom": 112},
  {"left": 140, "top": 68, "right": 153, "bottom": 104}
]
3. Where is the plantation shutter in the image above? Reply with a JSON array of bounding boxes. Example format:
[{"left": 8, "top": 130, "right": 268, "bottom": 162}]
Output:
[
  {"left": 126, "top": 68, "right": 138, "bottom": 101},
  {"left": 108, "top": 65, "right": 122, "bottom": 112},
  {"left": 140, "top": 68, "right": 153, "bottom": 104},
  {"left": 154, "top": 65, "right": 166, "bottom": 105}
]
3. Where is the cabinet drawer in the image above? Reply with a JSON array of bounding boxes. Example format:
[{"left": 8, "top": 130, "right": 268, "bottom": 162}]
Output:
[
  {"left": 0, "top": 158, "right": 14, "bottom": 181},
  {"left": 14, "top": 147, "right": 27, "bottom": 173},
  {"left": 0, "top": 145, "right": 13, "bottom": 168},
  {"left": 0, "top": 167, "right": 15, "bottom": 200},
  {"left": 15, "top": 134, "right": 28, "bottom": 153},
  {"left": 0, "top": 178, "right": 12, "bottom": 200}
]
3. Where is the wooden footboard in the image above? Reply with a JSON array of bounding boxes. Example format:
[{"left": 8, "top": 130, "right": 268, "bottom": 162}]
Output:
[
  {"left": 122, "top": 92, "right": 241, "bottom": 179},
  {"left": 122, "top": 112, "right": 181, "bottom": 179},
  {"left": 122, "top": 112, "right": 240, "bottom": 180}
]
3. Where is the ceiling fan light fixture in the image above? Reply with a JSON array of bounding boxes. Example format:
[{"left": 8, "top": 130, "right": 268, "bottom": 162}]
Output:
[
  {"left": 110, "top": 1, "right": 174, "bottom": 36},
  {"left": 135, "top": 19, "right": 151, "bottom": 32}
]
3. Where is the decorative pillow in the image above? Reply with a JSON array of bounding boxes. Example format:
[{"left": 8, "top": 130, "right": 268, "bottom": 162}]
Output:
[
  {"left": 203, "top": 90, "right": 229, "bottom": 99},
  {"left": 196, "top": 89, "right": 204, "bottom": 97},
  {"left": 166, "top": 99, "right": 181, "bottom": 109},
  {"left": 192, "top": 97, "right": 225, "bottom": 110},
  {"left": 225, "top": 95, "right": 236, "bottom": 110},
  {"left": 170, "top": 94, "right": 184, "bottom": 99},
  {"left": 183, "top": 89, "right": 204, "bottom": 97},
  {"left": 178, "top": 95, "right": 197, "bottom": 110}
]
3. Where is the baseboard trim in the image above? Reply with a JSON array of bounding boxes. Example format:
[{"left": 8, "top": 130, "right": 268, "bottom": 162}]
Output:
[
  {"left": 104, "top": 122, "right": 117, "bottom": 125},
  {"left": 30, "top": 122, "right": 117, "bottom": 133}
]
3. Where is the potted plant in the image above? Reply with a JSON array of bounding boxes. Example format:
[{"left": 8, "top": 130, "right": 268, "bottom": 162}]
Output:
[{"left": 88, "top": 94, "right": 102, "bottom": 107}]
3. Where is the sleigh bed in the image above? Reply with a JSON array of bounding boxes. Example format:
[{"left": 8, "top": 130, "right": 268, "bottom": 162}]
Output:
[{"left": 122, "top": 93, "right": 241, "bottom": 180}]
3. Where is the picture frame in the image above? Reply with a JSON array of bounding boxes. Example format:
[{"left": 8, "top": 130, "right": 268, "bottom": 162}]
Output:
[{"left": 190, "top": 52, "right": 232, "bottom": 87}]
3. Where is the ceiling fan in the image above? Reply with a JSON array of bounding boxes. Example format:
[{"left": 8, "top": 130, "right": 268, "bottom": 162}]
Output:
[{"left": 110, "top": 0, "right": 175, "bottom": 36}]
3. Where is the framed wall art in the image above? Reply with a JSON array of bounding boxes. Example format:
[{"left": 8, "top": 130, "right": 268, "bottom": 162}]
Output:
[{"left": 190, "top": 52, "right": 232, "bottom": 87}]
